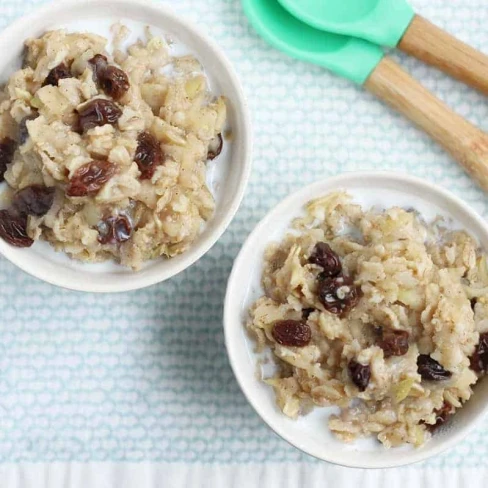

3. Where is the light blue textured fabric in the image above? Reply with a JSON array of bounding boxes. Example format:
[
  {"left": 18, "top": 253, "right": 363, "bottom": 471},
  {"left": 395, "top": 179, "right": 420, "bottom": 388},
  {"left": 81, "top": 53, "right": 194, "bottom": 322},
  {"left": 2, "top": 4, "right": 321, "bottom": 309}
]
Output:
[{"left": 0, "top": 0, "right": 488, "bottom": 466}]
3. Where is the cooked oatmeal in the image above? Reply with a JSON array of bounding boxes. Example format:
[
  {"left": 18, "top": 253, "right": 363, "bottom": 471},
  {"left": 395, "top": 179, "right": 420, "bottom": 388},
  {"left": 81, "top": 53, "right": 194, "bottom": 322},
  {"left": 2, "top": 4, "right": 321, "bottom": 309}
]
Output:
[
  {"left": 0, "top": 26, "right": 226, "bottom": 269},
  {"left": 247, "top": 192, "right": 488, "bottom": 448}
]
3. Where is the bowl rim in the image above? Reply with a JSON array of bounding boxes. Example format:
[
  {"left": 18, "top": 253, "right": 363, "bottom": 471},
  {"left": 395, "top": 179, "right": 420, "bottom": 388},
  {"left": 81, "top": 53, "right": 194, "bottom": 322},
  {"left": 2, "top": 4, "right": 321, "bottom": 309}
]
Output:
[
  {"left": 0, "top": 0, "right": 253, "bottom": 293},
  {"left": 224, "top": 171, "right": 488, "bottom": 468}
]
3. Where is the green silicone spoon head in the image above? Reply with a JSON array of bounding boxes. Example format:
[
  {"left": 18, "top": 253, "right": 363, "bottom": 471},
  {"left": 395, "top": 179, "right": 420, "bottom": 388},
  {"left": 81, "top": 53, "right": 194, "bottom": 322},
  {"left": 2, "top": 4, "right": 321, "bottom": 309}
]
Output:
[
  {"left": 278, "top": 0, "right": 415, "bottom": 48},
  {"left": 242, "top": 0, "right": 384, "bottom": 85}
]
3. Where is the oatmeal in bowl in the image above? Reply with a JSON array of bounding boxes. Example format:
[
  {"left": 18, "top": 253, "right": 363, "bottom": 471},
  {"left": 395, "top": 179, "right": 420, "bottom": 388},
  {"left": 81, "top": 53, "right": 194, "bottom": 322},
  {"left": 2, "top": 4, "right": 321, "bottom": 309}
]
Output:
[
  {"left": 224, "top": 173, "right": 488, "bottom": 467},
  {"left": 0, "top": 0, "right": 251, "bottom": 292},
  {"left": 0, "top": 25, "right": 226, "bottom": 270},
  {"left": 247, "top": 191, "right": 488, "bottom": 448}
]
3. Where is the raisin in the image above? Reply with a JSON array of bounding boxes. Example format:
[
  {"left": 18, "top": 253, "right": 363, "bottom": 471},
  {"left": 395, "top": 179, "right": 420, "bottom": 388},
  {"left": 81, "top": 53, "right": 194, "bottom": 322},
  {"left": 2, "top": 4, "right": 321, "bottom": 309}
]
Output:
[
  {"left": 43, "top": 62, "right": 71, "bottom": 87},
  {"left": 317, "top": 274, "right": 359, "bottom": 315},
  {"left": 12, "top": 185, "right": 55, "bottom": 217},
  {"left": 417, "top": 355, "right": 452, "bottom": 381},
  {"left": 426, "top": 402, "right": 454, "bottom": 432},
  {"left": 207, "top": 134, "right": 223, "bottom": 160},
  {"left": 470, "top": 332, "right": 488, "bottom": 373},
  {"left": 100, "top": 66, "right": 130, "bottom": 101},
  {"left": 302, "top": 308, "right": 315, "bottom": 320},
  {"left": 471, "top": 298, "right": 477, "bottom": 311},
  {"left": 377, "top": 329, "right": 409, "bottom": 358},
  {"left": 0, "top": 209, "right": 33, "bottom": 247},
  {"left": 309, "top": 242, "right": 342, "bottom": 277},
  {"left": 97, "top": 214, "right": 132, "bottom": 244},
  {"left": 348, "top": 360, "right": 370, "bottom": 392},
  {"left": 77, "top": 99, "right": 122, "bottom": 132},
  {"left": 66, "top": 160, "right": 116, "bottom": 197},
  {"left": 271, "top": 320, "right": 312, "bottom": 347},
  {"left": 88, "top": 54, "right": 129, "bottom": 101},
  {"left": 0, "top": 138, "right": 16, "bottom": 182},
  {"left": 19, "top": 112, "right": 39, "bottom": 145},
  {"left": 134, "top": 131, "right": 163, "bottom": 180},
  {"left": 88, "top": 54, "right": 109, "bottom": 82},
  {"left": 70, "top": 117, "right": 83, "bottom": 135}
]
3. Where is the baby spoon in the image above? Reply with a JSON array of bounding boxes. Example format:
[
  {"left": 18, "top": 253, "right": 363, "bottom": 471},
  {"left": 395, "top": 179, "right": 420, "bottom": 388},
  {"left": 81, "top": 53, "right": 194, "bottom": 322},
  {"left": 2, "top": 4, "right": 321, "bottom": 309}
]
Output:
[
  {"left": 277, "top": 0, "right": 488, "bottom": 95},
  {"left": 243, "top": 0, "right": 488, "bottom": 190}
]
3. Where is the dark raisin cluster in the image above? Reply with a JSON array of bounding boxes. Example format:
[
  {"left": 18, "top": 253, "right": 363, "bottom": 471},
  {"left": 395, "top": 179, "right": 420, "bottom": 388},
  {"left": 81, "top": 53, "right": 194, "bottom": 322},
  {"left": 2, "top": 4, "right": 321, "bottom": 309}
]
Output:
[
  {"left": 308, "top": 242, "right": 360, "bottom": 315},
  {"left": 88, "top": 54, "right": 130, "bottom": 101},
  {"left": 134, "top": 132, "right": 163, "bottom": 180},
  {"left": 66, "top": 160, "right": 116, "bottom": 197},
  {"left": 271, "top": 319, "right": 312, "bottom": 348},
  {"left": 0, "top": 185, "right": 55, "bottom": 248},
  {"left": 377, "top": 329, "right": 409, "bottom": 358},
  {"left": 97, "top": 215, "right": 132, "bottom": 245},
  {"left": 417, "top": 355, "right": 452, "bottom": 381},
  {"left": 43, "top": 62, "right": 72, "bottom": 87},
  {"left": 76, "top": 99, "right": 123, "bottom": 133},
  {"left": 470, "top": 332, "right": 488, "bottom": 373},
  {"left": 348, "top": 360, "right": 371, "bottom": 392}
]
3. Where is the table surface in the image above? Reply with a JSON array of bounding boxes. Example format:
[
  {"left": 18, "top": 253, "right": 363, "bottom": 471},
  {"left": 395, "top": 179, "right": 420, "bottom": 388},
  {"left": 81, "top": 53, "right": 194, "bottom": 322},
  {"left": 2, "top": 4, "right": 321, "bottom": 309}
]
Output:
[{"left": 1, "top": 0, "right": 488, "bottom": 477}]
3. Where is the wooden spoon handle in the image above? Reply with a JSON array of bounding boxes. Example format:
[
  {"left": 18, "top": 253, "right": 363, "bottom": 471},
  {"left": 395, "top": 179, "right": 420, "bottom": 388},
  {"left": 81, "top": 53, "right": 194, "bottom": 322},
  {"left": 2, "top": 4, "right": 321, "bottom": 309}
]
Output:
[
  {"left": 364, "top": 57, "right": 488, "bottom": 190},
  {"left": 398, "top": 15, "right": 488, "bottom": 95}
]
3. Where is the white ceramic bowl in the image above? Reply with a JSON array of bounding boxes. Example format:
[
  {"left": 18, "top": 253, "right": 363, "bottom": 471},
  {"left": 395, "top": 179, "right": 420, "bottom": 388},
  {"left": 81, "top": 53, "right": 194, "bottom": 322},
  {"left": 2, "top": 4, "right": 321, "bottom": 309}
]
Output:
[
  {"left": 0, "top": 0, "right": 252, "bottom": 292},
  {"left": 224, "top": 172, "right": 488, "bottom": 468}
]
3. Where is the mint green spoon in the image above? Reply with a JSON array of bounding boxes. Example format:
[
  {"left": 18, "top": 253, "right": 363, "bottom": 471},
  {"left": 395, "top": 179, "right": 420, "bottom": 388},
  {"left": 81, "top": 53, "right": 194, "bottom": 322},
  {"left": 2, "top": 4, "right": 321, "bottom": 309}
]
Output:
[
  {"left": 277, "top": 0, "right": 413, "bottom": 47},
  {"left": 277, "top": 0, "right": 488, "bottom": 94},
  {"left": 243, "top": 0, "right": 383, "bottom": 84},
  {"left": 242, "top": 0, "right": 488, "bottom": 191}
]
